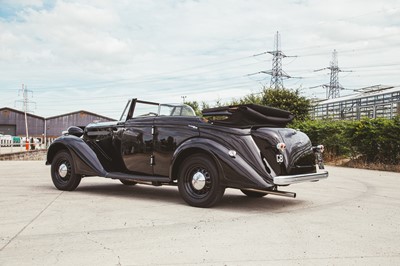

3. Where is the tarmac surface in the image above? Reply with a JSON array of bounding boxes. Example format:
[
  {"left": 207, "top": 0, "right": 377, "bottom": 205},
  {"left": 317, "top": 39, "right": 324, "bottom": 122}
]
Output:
[{"left": 0, "top": 161, "right": 399, "bottom": 266}]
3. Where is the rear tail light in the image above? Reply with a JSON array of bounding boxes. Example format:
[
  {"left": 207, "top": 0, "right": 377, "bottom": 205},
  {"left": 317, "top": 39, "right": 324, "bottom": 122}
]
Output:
[
  {"left": 313, "top": 145, "right": 324, "bottom": 153},
  {"left": 317, "top": 145, "right": 324, "bottom": 153},
  {"left": 276, "top": 142, "right": 286, "bottom": 152}
]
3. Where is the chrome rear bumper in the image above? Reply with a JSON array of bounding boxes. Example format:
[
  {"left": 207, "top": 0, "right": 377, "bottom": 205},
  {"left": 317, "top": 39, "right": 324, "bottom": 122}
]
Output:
[{"left": 273, "top": 171, "right": 329, "bottom": 185}]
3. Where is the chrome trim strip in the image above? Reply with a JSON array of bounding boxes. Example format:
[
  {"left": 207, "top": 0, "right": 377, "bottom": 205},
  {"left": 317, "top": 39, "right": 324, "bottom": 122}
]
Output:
[
  {"left": 273, "top": 171, "right": 329, "bottom": 185},
  {"left": 87, "top": 131, "right": 110, "bottom": 136}
]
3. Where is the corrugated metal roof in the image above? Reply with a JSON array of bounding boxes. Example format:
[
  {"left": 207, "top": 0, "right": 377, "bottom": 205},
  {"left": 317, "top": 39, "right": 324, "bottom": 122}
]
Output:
[
  {"left": 0, "top": 107, "right": 116, "bottom": 121},
  {"left": 314, "top": 85, "right": 400, "bottom": 105},
  {"left": 0, "top": 107, "right": 45, "bottom": 120},
  {"left": 46, "top": 110, "right": 116, "bottom": 121}
]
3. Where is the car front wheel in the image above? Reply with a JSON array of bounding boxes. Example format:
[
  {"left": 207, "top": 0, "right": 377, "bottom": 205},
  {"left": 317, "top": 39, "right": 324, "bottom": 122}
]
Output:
[
  {"left": 51, "top": 150, "right": 81, "bottom": 191},
  {"left": 178, "top": 154, "right": 225, "bottom": 208}
]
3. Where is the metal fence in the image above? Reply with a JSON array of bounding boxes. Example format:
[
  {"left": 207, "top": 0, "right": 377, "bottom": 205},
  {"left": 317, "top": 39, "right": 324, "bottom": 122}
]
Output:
[
  {"left": 310, "top": 86, "right": 400, "bottom": 120},
  {"left": 0, "top": 137, "right": 55, "bottom": 155}
]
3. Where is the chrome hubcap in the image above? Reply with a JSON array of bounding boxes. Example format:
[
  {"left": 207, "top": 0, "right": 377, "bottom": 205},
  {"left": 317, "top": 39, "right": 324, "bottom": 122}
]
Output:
[
  {"left": 192, "top": 171, "right": 206, "bottom": 190},
  {"left": 58, "top": 163, "right": 68, "bottom": 178}
]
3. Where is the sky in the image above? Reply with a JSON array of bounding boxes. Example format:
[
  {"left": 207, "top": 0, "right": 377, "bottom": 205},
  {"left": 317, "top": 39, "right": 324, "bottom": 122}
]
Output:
[{"left": 1, "top": 0, "right": 399, "bottom": 119}]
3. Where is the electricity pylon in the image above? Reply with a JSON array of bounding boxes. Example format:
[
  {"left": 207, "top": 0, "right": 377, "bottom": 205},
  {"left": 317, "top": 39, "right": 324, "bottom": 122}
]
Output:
[
  {"left": 266, "top": 31, "right": 291, "bottom": 89},
  {"left": 15, "top": 84, "right": 36, "bottom": 147},
  {"left": 315, "top": 50, "right": 351, "bottom": 99},
  {"left": 247, "top": 31, "right": 297, "bottom": 89}
]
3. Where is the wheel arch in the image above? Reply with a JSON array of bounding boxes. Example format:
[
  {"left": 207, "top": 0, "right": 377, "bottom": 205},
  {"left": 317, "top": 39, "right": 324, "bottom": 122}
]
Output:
[
  {"left": 170, "top": 137, "right": 275, "bottom": 190},
  {"left": 170, "top": 145, "right": 225, "bottom": 184},
  {"left": 46, "top": 136, "right": 107, "bottom": 177},
  {"left": 46, "top": 142, "right": 70, "bottom": 165}
]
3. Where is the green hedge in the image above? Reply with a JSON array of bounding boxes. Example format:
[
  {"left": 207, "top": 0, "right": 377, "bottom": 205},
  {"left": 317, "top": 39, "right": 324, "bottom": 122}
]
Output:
[{"left": 291, "top": 117, "right": 400, "bottom": 164}]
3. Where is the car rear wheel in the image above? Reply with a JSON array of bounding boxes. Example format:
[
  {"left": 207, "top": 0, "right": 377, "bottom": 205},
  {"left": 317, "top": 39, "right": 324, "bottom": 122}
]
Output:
[
  {"left": 51, "top": 150, "right": 81, "bottom": 191},
  {"left": 119, "top": 179, "right": 137, "bottom": 186},
  {"left": 240, "top": 189, "right": 268, "bottom": 198},
  {"left": 178, "top": 154, "right": 225, "bottom": 208}
]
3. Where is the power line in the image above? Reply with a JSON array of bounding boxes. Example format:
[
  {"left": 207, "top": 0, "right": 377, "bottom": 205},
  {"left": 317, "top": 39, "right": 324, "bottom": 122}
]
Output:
[{"left": 27, "top": 54, "right": 261, "bottom": 91}]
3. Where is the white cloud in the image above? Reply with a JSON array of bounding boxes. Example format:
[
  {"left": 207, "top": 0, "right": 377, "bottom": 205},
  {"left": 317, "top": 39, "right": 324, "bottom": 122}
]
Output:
[
  {"left": 1, "top": 0, "right": 43, "bottom": 7},
  {"left": 0, "top": 0, "right": 399, "bottom": 117}
]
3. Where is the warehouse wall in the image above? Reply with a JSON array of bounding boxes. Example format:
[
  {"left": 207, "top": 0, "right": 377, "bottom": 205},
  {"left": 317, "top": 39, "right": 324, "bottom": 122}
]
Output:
[
  {"left": 46, "top": 111, "right": 116, "bottom": 137},
  {"left": 0, "top": 108, "right": 44, "bottom": 137},
  {"left": 0, "top": 108, "right": 115, "bottom": 138}
]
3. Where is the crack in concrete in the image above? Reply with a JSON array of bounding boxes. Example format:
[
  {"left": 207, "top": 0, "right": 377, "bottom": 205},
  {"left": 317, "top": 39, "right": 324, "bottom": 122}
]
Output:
[
  {"left": 0, "top": 191, "right": 63, "bottom": 252},
  {"left": 84, "top": 232, "right": 122, "bottom": 266}
]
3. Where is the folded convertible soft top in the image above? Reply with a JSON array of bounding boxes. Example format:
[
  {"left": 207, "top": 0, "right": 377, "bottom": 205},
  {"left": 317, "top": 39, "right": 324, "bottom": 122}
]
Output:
[{"left": 202, "top": 104, "right": 294, "bottom": 127}]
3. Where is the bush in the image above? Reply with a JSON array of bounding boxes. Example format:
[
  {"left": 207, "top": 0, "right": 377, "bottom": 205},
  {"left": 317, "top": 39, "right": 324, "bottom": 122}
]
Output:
[
  {"left": 292, "top": 117, "right": 400, "bottom": 165},
  {"left": 347, "top": 117, "right": 400, "bottom": 164},
  {"left": 291, "top": 119, "right": 351, "bottom": 157}
]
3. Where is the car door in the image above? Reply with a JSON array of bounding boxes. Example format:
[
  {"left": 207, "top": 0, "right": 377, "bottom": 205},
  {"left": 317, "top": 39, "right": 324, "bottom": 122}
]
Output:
[
  {"left": 121, "top": 117, "right": 154, "bottom": 175},
  {"left": 153, "top": 117, "right": 200, "bottom": 176}
]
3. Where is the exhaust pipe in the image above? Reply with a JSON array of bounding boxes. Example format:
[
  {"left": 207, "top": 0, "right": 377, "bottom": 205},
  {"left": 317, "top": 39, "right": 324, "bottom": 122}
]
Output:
[{"left": 243, "top": 188, "right": 296, "bottom": 198}]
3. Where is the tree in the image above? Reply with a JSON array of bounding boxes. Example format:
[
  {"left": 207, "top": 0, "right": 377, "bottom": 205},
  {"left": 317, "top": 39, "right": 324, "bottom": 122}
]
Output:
[
  {"left": 184, "top": 101, "right": 201, "bottom": 116},
  {"left": 188, "top": 87, "right": 311, "bottom": 120},
  {"left": 230, "top": 93, "right": 263, "bottom": 105},
  {"left": 184, "top": 101, "right": 212, "bottom": 117},
  {"left": 261, "top": 87, "right": 311, "bottom": 121}
]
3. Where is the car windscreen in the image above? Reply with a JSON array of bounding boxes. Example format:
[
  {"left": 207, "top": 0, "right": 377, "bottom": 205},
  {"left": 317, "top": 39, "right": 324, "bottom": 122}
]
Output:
[
  {"left": 133, "top": 102, "right": 160, "bottom": 117},
  {"left": 132, "top": 102, "right": 196, "bottom": 117}
]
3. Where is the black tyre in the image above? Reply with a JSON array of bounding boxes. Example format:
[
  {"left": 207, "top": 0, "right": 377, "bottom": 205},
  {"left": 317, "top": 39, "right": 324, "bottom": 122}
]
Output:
[
  {"left": 119, "top": 179, "right": 137, "bottom": 186},
  {"left": 51, "top": 150, "right": 81, "bottom": 191},
  {"left": 178, "top": 154, "right": 225, "bottom": 208},
  {"left": 240, "top": 189, "right": 268, "bottom": 198}
]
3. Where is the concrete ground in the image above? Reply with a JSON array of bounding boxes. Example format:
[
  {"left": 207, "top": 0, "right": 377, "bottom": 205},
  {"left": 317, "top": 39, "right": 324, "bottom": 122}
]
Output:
[{"left": 0, "top": 161, "right": 399, "bottom": 266}]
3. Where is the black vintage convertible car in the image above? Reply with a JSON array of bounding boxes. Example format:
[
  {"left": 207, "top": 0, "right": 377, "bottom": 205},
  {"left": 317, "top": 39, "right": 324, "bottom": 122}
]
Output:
[{"left": 46, "top": 99, "right": 328, "bottom": 207}]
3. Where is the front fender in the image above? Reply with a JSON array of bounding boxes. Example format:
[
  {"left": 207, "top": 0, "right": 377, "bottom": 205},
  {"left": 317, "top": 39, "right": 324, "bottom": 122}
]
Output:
[
  {"left": 171, "top": 138, "right": 274, "bottom": 189},
  {"left": 46, "top": 136, "right": 107, "bottom": 177}
]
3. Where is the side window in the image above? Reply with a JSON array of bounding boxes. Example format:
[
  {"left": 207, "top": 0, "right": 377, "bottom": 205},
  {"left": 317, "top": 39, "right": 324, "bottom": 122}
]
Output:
[
  {"left": 181, "top": 106, "right": 195, "bottom": 116},
  {"left": 171, "top": 107, "right": 181, "bottom": 116},
  {"left": 159, "top": 105, "right": 196, "bottom": 116}
]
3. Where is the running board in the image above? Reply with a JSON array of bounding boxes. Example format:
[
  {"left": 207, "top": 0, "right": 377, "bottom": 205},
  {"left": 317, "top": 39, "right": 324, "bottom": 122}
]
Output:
[
  {"left": 242, "top": 188, "right": 296, "bottom": 198},
  {"left": 105, "top": 172, "right": 171, "bottom": 183}
]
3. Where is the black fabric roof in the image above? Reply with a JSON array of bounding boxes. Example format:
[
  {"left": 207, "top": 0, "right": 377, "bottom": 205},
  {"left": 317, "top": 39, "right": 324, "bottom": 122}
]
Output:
[{"left": 202, "top": 104, "right": 294, "bottom": 127}]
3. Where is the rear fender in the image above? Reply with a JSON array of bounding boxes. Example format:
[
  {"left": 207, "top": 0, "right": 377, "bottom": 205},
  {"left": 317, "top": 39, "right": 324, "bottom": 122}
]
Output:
[
  {"left": 171, "top": 138, "right": 274, "bottom": 189},
  {"left": 46, "top": 136, "right": 107, "bottom": 177}
]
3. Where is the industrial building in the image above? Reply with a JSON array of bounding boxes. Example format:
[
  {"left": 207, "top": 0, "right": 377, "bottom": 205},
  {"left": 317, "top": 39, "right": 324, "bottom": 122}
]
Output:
[
  {"left": 0, "top": 107, "right": 115, "bottom": 138},
  {"left": 0, "top": 108, "right": 45, "bottom": 137},
  {"left": 45, "top": 111, "right": 116, "bottom": 137},
  {"left": 310, "top": 85, "right": 400, "bottom": 120}
]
